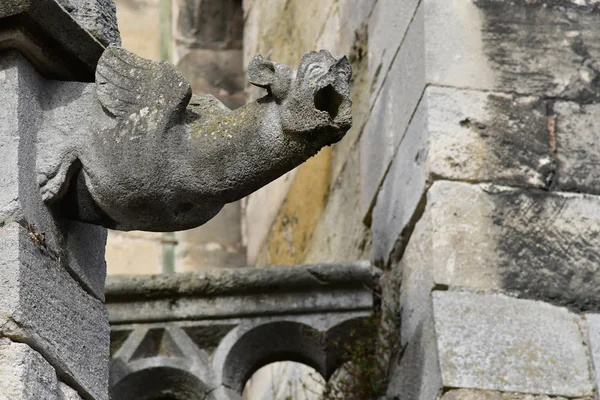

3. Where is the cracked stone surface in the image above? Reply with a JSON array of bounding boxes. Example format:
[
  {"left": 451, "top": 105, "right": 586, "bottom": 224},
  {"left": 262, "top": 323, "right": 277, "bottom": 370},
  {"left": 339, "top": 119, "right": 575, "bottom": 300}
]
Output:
[
  {"left": 433, "top": 291, "right": 593, "bottom": 397},
  {"left": 400, "top": 181, "right": 600, "bottom": 311},
  {"left": 371, "top": 86, "right": 556, "bottom": 266}
]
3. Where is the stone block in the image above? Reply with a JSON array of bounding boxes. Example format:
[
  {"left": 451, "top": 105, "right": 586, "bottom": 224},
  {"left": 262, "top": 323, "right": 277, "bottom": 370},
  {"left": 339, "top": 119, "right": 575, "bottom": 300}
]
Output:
[
  {"left": 0, "top": 339, "right": 84, "bottom": 399},
  {"left": 0, "top": 54, "right": 21, "bottom": 224},
  {"left": 371, "top": 86, "right": 554, "bottom": 264},
  {"left": 400, "top": 181, "right": 600, "bottom": 310},
  {"left": 385, "top": 308, "right": 442, "bottom": 400},
  {"left": 0, "top": 339, "right": 60, "bottom": 399},
  {"left": 57, "top": 0, "right": 121, "bottom": 46},
  {"left": 368, "top": 0, "right": 419, "bottom": 103},
  {"left": 1, "top": 52, "right": 108, "bottom": 300},
  {"left": 585, "top": 313, "right": 600, "bottom": 395},
  {"left": 432, "top": 291, "right": 593, "bottom": 397},
  {"left": 441, "top": 389, "right": 591, "bottom": 400},
  {"left": 364, "top": 0, "right": 600, "bottom": 221},
  {"left": 0, "top": 53, "right": 109, "bottom": 400},
  {"left": 0, "top": 223, "right": 109, "bottom": 400},
  {"left": 360, "top": 4, "right": 425, "bottom": 217},
  {"left": 370, "top": 96, "right": 429, "bottom": 264},
  {"left": 554, "top": 101, "right": 600, "bottom": 194},
  {"left": 425, "top": 0, "right": 600, "bottom": 100}
]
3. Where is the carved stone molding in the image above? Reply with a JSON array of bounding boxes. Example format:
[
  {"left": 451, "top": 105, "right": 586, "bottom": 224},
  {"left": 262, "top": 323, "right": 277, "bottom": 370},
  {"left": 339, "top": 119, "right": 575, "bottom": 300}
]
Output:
[{"left": 0, "top": 0, "right": 109, "bottom": 81}]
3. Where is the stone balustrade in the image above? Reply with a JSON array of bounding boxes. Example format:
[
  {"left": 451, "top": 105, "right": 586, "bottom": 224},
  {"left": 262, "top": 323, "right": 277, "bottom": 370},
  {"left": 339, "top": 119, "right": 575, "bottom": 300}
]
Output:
[{"left": 105, "top": 262, "right": 379, "bottom": 399}]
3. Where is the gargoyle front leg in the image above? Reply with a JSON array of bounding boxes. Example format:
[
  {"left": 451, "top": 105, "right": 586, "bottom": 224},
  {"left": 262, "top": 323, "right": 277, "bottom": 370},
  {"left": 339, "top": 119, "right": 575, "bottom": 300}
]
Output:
[{"left": 37, "top": 82, "right": 105, "bottom": 204}]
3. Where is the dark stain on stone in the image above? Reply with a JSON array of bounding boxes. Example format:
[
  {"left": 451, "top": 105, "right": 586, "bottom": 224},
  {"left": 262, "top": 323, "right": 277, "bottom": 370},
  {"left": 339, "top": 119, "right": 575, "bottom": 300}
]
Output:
[
  {"left": 474, "top": 0, "right": 600, "bottom": 103},
  {"left": 474, "top": 0, "right": 600, "bottom": 13},
  {"left": 181, "top": 324, "right": 236, "bottom": 354},
  {"left": 473, "top": 93, "right": 555, "bottom": 188},
  {"left": 110, "top": 329, "right": 132, "bottom": 357},
  {"left": 492, "top": 188, "right": 600, "bottom": 311}
]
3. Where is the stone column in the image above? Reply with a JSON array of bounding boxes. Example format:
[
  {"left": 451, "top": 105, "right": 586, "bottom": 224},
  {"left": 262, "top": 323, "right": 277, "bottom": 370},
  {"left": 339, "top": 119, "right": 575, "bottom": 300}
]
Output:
[
  {"left": 0, "top": 1, "right": 119, "bottom": 399},
  {"left": 363, "top": 1, "right": 600, "bottom": 398}
]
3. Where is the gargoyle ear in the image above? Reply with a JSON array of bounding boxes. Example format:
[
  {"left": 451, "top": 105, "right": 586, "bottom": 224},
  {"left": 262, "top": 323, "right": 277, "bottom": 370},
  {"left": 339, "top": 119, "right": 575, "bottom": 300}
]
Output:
[
  {"left": 248, "top": 54, "right": 277, "bottom": 89},
  {"left": 335, "top": 56, "right": 352, "bottom": 83}
]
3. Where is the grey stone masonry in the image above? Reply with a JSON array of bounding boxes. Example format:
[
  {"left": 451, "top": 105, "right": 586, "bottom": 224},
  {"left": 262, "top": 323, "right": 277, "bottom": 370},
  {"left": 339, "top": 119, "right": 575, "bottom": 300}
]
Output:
[
  {"left": 384, "top": 179, "right": 600, "bottom": 311},
  {"left": 0, "top": 0, "right": 109, "bottom": 81},
  {"left": 363, "top": 0, "right": 600, "bottom": 222},
  {"left": 371, "top": 86, "right": 555, "bottom": 266},
  {"left": 0, "top": 1, "right": 114, "bottom": 399},
  {"left": 433, "top": 291, "right": 593, "bottom": 397},
  {"left": 54, "top": 0, "right": 120, "bottom": 46},
  {"left": 370, "top": 1, "right": 600, "bottom": 396},
  {"left": 0, "top": 49, "right": 109, "bottom": 400},
  {"left": 584, "top": 314, "right": 600, "bottom": 396},
  {"left": 106, "top": 262, "right": 379, "bottom": 400},
  {"left": 0, "top": 338, "right": 84, "bottom": 400}
]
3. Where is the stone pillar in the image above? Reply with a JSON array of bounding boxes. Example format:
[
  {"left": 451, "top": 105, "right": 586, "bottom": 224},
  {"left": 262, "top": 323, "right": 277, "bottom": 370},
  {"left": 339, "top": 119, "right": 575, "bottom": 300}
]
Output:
[
  {"left": 0, "top": 1, "right": 119, "bottom": 399},
  {"left": 364, "top": 1, "right": 600, "bottom": 398}
]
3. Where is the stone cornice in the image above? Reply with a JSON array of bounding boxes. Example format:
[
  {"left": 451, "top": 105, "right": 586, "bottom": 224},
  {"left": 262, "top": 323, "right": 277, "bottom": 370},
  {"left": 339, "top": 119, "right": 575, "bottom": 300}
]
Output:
[
  {"left": 105, "top": 262, "right": 380, "bottom": 323},
  {"left": 0, "top": 0, "right": 105, "bottom": 81}
]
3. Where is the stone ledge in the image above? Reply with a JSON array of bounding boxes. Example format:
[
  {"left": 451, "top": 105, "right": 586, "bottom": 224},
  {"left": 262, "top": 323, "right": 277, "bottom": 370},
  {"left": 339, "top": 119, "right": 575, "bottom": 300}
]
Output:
[
  {"left": 105, "top": 261, "right": 378, "bottom": 301},
  {"left": 0, "top": 0, "right": 105, "bottom": 81},
  {"left": 106, "top": 262, "right": 379, "bottom": 324}
]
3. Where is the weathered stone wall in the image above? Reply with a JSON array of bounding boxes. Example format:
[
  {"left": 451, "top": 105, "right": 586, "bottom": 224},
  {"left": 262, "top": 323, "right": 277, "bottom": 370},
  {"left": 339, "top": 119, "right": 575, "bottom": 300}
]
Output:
[
  {"left": 243, "top": 0, "right": 373, "bottom": 267},
  {"left": 373, "top": 0, "right": 600, "bottom": 398},
  {"left": 241, "top": 0, "right": 374, "bottom": 397},
  {"left": 243, "top": 0, "right": 600, "bottom": 398}
]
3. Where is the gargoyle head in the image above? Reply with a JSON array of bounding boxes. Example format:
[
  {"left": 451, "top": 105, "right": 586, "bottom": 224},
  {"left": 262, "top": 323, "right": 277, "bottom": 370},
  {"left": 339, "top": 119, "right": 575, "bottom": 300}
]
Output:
[{"left": 248, "top": 50, "right": 352, "bottom": 144}]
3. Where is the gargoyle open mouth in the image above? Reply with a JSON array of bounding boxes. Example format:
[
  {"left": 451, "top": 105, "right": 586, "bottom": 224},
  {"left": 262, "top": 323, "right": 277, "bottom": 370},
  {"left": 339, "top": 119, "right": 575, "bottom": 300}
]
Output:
[{"left": 314, "top": 84, "right": 344, "bottom": 120}]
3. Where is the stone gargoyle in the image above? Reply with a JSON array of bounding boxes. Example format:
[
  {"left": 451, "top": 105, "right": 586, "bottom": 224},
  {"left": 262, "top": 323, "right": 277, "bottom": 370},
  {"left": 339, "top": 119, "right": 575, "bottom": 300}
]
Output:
[{"left": 37, "top": 46, "right": 352, "bottom": 231}]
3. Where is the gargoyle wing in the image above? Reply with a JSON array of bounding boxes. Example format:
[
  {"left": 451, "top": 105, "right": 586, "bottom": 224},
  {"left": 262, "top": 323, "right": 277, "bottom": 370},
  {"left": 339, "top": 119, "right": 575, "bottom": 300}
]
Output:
[{"left": 96, "top": 45, "right": 192, "bottom": 120}]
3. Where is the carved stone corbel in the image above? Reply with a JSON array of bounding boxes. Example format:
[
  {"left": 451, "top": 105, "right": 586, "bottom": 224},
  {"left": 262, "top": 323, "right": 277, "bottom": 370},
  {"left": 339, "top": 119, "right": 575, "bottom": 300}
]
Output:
[{"left": 38, "top": 46, "right": 352, "bottom": 231}]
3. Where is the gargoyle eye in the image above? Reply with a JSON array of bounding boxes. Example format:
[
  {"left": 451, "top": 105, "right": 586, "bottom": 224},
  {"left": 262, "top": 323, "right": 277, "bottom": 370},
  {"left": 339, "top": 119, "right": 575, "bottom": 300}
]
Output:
[{"left": 307, "top": 63, "right": 325, "bottom": 79}]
